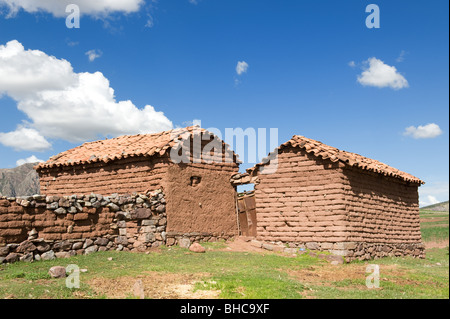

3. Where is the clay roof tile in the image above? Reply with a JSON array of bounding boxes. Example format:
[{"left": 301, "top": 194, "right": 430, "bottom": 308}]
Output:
[
  {"left": 35, "top": 126, "right": 238, "bottom": 170},
  {"left": 249, "top": 135, "right": 424, "bottom": 185}
]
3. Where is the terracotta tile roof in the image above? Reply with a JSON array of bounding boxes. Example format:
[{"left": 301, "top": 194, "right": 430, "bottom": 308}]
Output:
[
  {"left": 36, "top": 126, "right": 238, "bottom": 169},
  {"left": 249, "top": 135, "right": 424, "bottom": 185}
]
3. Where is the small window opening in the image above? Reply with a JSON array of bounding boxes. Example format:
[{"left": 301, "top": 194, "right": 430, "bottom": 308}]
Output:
[{"left": 190, "top": 176, "right": 202, "bottom": 187}]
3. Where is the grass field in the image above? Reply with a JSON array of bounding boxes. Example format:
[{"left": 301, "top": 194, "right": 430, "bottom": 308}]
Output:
[
  {"left": 0, "top": 209, "right": 448, "bottom": 299},
  {"left": 420, "top": 209, "right": 449, "bottom": 244}
]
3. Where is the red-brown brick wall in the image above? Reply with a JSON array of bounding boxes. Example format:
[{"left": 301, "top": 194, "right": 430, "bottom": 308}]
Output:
[
  {"left": 254, "top": 147, "right": 348, "bottom": 243},
  {"left": 254, "top": 146, "right": 422, "bottom": 246},
  {"left": 0, "top": 200, "right": 115, "bottom": 245},
  {"left": 342, "top": 167, "right": 422, "bottom": 244},
  {"left": 36, "top": 139, "right": 241, "bottom": 237},
  {"left": 38, "top": 157, "right": 169, "bottom": 196}
]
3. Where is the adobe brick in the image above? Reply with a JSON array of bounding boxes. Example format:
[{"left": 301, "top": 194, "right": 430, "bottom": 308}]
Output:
[{"left": 0, "top": 200, "right": 11, "bottom": 207}]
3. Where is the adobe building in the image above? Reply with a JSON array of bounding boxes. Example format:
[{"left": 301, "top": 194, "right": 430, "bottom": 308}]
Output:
[
  {"left": 231, "top": 135, "right": 425, "bottom": 261},
  {"left": 0, "top": 128, "right": 426, "bottom": 264},
  {"left": 35, "top": 126, "right": 240, "bottom": 242}
]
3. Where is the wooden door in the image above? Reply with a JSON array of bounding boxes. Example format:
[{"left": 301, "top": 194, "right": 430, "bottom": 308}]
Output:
[{"left": 237, "top": 192, "right": 257, "bottom": 237}]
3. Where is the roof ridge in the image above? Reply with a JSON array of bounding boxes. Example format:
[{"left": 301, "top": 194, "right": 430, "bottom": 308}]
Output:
[
  {"left": 35, "top": 126, "right": 236, "bottom": 170},
  {"left": 249, "top": 134, "right": 424, "bottom": 185}
]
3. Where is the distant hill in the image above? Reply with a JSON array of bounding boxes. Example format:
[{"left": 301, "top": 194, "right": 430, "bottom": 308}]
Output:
[
  {"left": 0, "top": 163, "right": 40, "bottom": 197},
  {"left": 421, "top": 201, "right": 449, "bottom": 212}
]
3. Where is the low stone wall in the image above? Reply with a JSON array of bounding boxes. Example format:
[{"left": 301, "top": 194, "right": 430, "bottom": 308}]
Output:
[
  {"left": 0, "top": 189, "right": 239, "bottom": 264},
  {"left": 0, "top": 237, "right": 119, "bottom": 264},
  {"left": 257, "top": 240, "right": 425, "bottom": 262},
  {"left": 0, "top": 190, "right": 169, "bottom": 264},
  {"left": 165, "top": 231, "right": 234, "bottom": 247}
]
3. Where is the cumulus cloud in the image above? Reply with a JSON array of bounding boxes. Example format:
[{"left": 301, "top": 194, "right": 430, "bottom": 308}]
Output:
[
  {"left": 0, "top": 40, "right": 173, "bottom": 151},
  {"left": 85, "top": 49, "right": 102, "bottom": 62},
  {"left": 0, "top": 0, "right": 144, "bottom": 18},
  {"left": 403, "top": 123, "right": 443, "bottom": 139},
  {"left": 236, "top": 61, "right": 249, "bottom": 75},
  {"left": 357, "top": 57, "right": 408, "bottom": 90},
  {"left": 425, "top": 195, "right": 439, "bottom": 205},
  {"left": 0, "top": 127, "right": 51, "bottom": 151},
  {"left": 419, "top": 181, "right": 449, "bottom": 207},
  {"left": 16, "top": 155, "right": 45, "bottom": 167}
]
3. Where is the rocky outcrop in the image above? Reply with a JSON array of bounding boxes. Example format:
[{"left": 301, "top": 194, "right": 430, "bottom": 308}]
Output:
[{"left": 0, "top": 163, "right": 40, "bottom": 197}]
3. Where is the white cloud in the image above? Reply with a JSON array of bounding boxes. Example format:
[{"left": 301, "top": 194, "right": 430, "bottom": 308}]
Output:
[
  {"left": 145, "top": 15, "right": 154, "bottom": 28},
  {"left": 16, "top": 155, "right": 45, "bottom": 167},
  {"left": 404, "top": 123, "right": 443, "bottom": 139},
  {"left": 85, "top": 49, "right": 102, "bottom": 62},
  {"left": 426, "top": 195, "right": 440, "bottom": 205},
  {"left": 0, "top": 40, "right": 173, "bottom": 151},
  {"left": 236, "top": 61, "right": 249, "bottom": 75},
  {"left": 357, "top": 57, "right": 408, "bottom": 90},
  {"left": 0, "top": 0, "right": 144, "bottom": 18},
  {"left": 66, "top": 40, "right": 79, "bottom": 47},
  {"left": 348, "top": 61, "right": 356, "bottom": 68},
  {"left": 0, "top": 127, "right": 51, "bottom": 151},
  {"left": 419, "top": 181, "right": 449, "bottom": 207},
  {"left": 396, "top": 50, "right": 407, "bottom": 63}
]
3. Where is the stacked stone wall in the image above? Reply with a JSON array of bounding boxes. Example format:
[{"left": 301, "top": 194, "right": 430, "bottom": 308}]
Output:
[{"left": 0, "top": 190, "right": 167, "bottom": 264}]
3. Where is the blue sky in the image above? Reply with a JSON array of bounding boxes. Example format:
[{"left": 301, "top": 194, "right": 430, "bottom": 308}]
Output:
[{"left": 0, "top": 0, "right": 448, "bottom": 206}]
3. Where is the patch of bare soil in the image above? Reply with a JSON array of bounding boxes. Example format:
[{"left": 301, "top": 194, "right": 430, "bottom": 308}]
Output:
[
  {"left": 285, "top": 263, "right": 415, "bottom": 296},
  {"left": 421, "top": 217, "right": 448, "bottom": 222},
  {"left": 424, "top": 240, "right": 449, "bottom": 249},
  {"left": 222, "top": 237, "right": 266, "bottom": 253},
  {"left": 87, "top": 271, "right": 220, "bottom": 299}
]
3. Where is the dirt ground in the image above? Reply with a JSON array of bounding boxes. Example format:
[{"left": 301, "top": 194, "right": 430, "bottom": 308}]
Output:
[
  {"left": 85, "top": 238, "right": 273, "bottom": 299},
  {"left": 87, "top": 271, "right": 220, "bottom": 299},
  {"left": 85, "top": 238, "right": 443, "bottom": 299},
  {"left": 221, "top": 237, "right": 267, "bottom": 253},
  {"left": 424, "top": 240, "right": 449, "bottom": 249}
]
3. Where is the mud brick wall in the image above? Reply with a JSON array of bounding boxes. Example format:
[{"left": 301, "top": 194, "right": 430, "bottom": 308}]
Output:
[
  {"left": 36, "top": 137, "right": 240, "bottom": 240},
  {"left": 253, "top": 147, "right": 348, "bottom": 243},
  {"left": 166, "top": 162, "right": 239, "bottom": 237},
  {"left": 252, "top": 146, "right": 424, "bottom": 261},
  {"left": 37, "top": 157, "right": 169, "bottom": 196},
  {"left": 342, "top": 167, "right": 422, "bottom": 244}
]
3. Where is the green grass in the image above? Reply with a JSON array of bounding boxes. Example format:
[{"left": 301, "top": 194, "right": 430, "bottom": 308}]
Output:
[
  {"left": 310, "top": 248, "right": 449, "bottom": 299},
  {"left": 1, "top": 210, "right": 448, "bottom": 299},
  {"left": 0, "top": 244, "right": 319, "bottom": 299},
  {"left": 420, "top": 209, "right": 449, "bottom": 243},
  {"left": 1, "top": 243, "right": 448, "bottom": 299}
]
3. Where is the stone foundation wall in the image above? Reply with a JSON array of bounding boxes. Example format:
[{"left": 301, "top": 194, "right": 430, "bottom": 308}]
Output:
[
  {"left": 165, "top": 231, "right": 234, "bottom": 247},
  {"left": 257, "top": 240, "right": 425, "bottom": 262}
]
